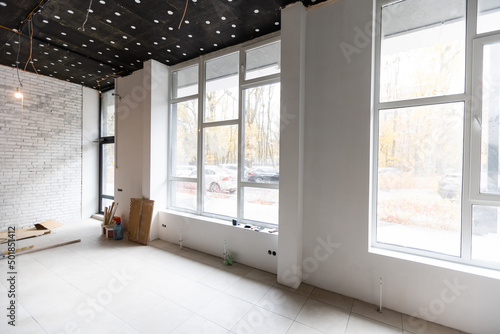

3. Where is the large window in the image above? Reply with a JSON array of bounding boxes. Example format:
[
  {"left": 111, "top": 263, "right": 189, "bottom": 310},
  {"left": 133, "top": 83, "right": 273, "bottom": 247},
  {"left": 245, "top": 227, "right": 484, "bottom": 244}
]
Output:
[
  {"left": 169, "top": 38, "right": 280, "bottom": 226},
  {"left": 99, "top": 89, "right": 115, "bottom": 212},
  {"left": 373, "top": 0, "right": 500, "bottom": 269}
]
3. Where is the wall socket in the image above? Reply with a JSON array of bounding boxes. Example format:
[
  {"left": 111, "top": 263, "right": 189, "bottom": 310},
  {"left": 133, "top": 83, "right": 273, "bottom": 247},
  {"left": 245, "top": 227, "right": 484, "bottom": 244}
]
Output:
[{"left": 267, "top": 250, "right": 277, "bottom": 256}]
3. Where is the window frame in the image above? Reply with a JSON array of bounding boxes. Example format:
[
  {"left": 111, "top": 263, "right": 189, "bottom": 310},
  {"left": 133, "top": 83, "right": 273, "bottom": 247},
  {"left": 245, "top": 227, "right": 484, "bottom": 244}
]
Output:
[
  {"left": 168, "top": 34, "right": 281, "bottom": 227},
  {"left": 98, "top": 88, "right": 115, "bottom": 214},
  {"left": 371, "top": 0, "right": 500, "bottom": 270}
]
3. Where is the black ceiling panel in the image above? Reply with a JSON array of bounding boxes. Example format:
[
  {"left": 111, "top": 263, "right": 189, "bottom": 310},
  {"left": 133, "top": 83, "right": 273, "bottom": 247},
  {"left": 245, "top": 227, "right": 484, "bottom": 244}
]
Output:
[{"left": 0, "top": 0, "right": 328, "bottom": 90}]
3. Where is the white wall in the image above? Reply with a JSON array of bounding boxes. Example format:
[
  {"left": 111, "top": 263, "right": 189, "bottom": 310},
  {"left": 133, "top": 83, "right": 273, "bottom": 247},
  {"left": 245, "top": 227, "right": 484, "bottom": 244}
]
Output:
[
  {"left": 114, "top": 60, "right": 168, "bottom": 241},
  {"left": 0, "top": 65, "right": 83, "bottom": 229},
  {"left": 295, "top": 0, "right": 500, "bottom": 333},
  {"left": 82, "top": 87, "right": 99, "bottom": 218}
]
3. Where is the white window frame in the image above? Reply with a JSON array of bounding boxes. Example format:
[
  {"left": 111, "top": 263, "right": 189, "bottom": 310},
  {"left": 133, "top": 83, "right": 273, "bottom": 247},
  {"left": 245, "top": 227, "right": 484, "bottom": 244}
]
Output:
[
  {"left": 168, "top": 34, "right": 281, "bottom": 227},
  {"left": 371, "top": 0, "right": 500, "bottom": 270}
]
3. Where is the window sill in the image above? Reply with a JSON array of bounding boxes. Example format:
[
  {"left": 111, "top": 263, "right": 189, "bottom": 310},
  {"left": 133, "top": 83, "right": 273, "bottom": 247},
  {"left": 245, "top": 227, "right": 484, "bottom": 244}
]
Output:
[
  {"left": 369, "top": 246, "right": 500, "bottom": 280},
  {"left": 160, "top": 209, "right": 279, "bottom": 235}
]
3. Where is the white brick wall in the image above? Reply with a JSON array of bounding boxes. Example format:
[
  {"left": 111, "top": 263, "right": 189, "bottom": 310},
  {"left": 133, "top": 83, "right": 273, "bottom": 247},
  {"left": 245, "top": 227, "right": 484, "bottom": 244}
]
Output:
[{"left": 0, "top": 65, "right": 82, "bottom": 230}]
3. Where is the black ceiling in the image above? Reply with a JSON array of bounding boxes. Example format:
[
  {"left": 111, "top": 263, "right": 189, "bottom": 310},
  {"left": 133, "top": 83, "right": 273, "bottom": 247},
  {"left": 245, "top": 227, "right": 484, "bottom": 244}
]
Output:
[{"left": 0, "top": 0, "right": 326, "bottom": 91}]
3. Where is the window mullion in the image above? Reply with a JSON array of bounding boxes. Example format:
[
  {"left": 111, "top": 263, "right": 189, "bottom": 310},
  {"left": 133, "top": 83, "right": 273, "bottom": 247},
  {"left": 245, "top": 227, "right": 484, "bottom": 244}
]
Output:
[
  {"left": 237, "top": 47, "right": 245, "bottom": 221},
  {"left": 197, "top": 57, "right": 205, "bottom": 216}
]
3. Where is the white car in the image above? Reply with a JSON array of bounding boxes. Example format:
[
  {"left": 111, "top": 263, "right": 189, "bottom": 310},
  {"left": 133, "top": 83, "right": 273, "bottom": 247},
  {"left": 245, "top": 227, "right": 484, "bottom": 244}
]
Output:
[{"left": 191, "top": 165, "right": 236, "bottom": 193}]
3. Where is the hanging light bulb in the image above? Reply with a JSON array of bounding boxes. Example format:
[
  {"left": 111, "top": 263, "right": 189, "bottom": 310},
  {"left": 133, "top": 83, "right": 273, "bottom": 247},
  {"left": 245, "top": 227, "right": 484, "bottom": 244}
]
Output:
[{"left": 14, "top": 87, "right": 23, "bottom": 99}]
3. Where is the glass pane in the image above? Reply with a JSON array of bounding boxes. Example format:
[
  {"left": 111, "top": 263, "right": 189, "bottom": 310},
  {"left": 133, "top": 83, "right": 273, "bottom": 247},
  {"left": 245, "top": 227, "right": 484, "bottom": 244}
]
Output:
[
  {"left": 243, "top": 83, "right": 280, "bottom": 184},
  {"left": 472, "top": 205, "right": 500, "bottom": 263},
  {"left": 203, "top": 126, "right": 238, "bottom": 217},
  {"left": 480, "top": 41, "right": 500, "bottom": 195},
  {"left": 171, "top": 100, "right": 198, "bottom": 177},
  {"left": 205, "top": 53, "right": 239, "bottom": 122},
  {"left": 478, "top": 0, "right": 500, "bottom": 34},
  {"left": 172, "top": 65, "right": 198, "bottom": 99},
  {"left": 101, "top": 90, "right": 115, "bottom": 137},
  {"left": 245, "top": 41, "right": 281, "bottom": 80},
  {"left": 380, "top": 0, "right": 466, "bottom": 102},
  {"left": 377, "top": 103, "right": 464, "bottom": 256},
  {"left": 102, "top": 198, "right": 114, "bottom": 213},
  {"left": 171, "top": 181, "right": 197, "bottom": 211},
  {"left": 243, "top": 188, "right": 279, "bottom": 225},
  {"left": 102, "top": 143, "right": 114, "bottom": 196}
]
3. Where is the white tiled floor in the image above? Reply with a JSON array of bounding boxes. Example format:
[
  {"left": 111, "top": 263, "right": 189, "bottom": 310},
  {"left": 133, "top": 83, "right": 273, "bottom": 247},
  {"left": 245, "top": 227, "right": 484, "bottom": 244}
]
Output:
[{"left": 0, "top": 218, "right": 469, "bottom": 334}]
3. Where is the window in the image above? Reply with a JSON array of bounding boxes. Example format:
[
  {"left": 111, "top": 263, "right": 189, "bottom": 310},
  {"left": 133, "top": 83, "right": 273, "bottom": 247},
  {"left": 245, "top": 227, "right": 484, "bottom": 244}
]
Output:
[
  {"left": 169, "top": 38, "right": 280, "bottom": 226},
  {"left": 373, "top": 0, "right": 500, "bottom": 269},
  {"left": 99, "top": 89, "right": 115, "bottom": 212}
]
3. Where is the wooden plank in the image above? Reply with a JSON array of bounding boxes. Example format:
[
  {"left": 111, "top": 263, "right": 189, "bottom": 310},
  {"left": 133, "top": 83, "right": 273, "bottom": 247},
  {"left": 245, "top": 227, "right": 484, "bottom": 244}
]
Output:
[
  {"left": 137, "top": 200, "right": 154, "bottom": 245},
  {"left": 128, "top": 198, "right": 143, "bottom": 243}
]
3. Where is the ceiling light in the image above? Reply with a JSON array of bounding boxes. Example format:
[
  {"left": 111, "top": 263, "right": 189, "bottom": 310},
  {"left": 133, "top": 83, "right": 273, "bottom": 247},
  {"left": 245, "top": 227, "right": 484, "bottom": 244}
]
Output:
[{"left": 15, "top": 87, "right": 23, "bottom": 99}]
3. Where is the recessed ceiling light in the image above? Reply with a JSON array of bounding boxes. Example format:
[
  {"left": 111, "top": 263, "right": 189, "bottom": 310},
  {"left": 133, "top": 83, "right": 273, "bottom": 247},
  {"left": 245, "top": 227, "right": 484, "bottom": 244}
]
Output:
[
  {"left": 254, "top": 9, "right": 259, "bottom": 14},
  {"left": 162, "top": 36, "right": 166, "bottom": 40},
  {"left": 89, "top": 39, "right": 94, "bottom": 42},
  {"left": 185, "top": 20, "right": 189, "bottom": 24},
  {"left": 137, "top": 42, "right": 141, "bottom": 45},
  {"left": 100, "top": 0, "right": 105, "bottom": 4},
  {"left": 232, "top": 24, "right": 236, "bottom": 28},
  {"left": 214, "top": 43, "right": 218, "bottom": 46},
  {"left": 169, "top": 27, "right": 173, "bottom": 30},
  {"left": 115, "top": 55, "right": 119, "bottom": 58},
  {"left": 255, "top": 29, "right": 260, "bottom": 32},
  {"left": 91, "top": 27, "right": 96, "bottom": 30},
  {"left": 206, "top": 21, "right": 210, "bottom": 24},
  {"left": 61, "top": 32, "right": 66, "bottom": 35},
  {"left": 167, "top": 49, "right": 171, "bottom": 52},
  {"left": 154, "top": 19, "right": 159, "bottom": 23},
  {"left": 176, "top": 45, "right": 180, "bottom": 48},
  {"left": 6, "top": 51, "right": 10, "bottom": 55},
  {"left": 221, "top": 16, "right": 226, "bottom": 20},
  {"left": 154, "top": 41, "right": 158, "bottom": 45},
  {"left": 167, "top": 10, "right": 173, "bottom": 15},
  {"left": 106, "top": 19, "right": 112, "bottom": 23},
  {"left": 46, "top": 37, "right": 51, "bottom": 41},
  {"left": 43, "top": 20, "right": 49, "bottom": 24},
  {"left": 148, "top": 52, "right": 152, "bottom": 55},
  {"left": 131, "top": 25, "right": 136, "bottom": 29},
  {"left": 231, "top": 35, "right": 235, "bottom": 38},
  {"left": 135, "top": 0, "right": 140, "bottom": 3},
  {"left": 68, "top": 10, "right": 74, "bottom": 14},
  {"left": 63, "top": 44, "right": 68, "bottom": 47},
  {"left": 200, "top": 48, "right": 204, "bottom": 51},
  {"left": 124, "top": 47, "right": 129, "bottom": 51},
  {"left": 0, "top": 2, "right": 7, "bottom": 6},
  {"left": 216, "top": 31, "right": 220, "bottom": 34},
  {"left": 275, "top": 22, "right": 279, "bottom": 25},
  {"left": 183, "top": 53, "right": 186, "bottom": 56},
  {"left": 188, "top": 34, "right": 192, "bottom": 38},
  {"left": 98, "top": 51, "right": 102, "bottom": 54},
  {"left": 115, "top": 12, "right": 121, "bottom": 16},
  {"left": 82, "top": 44, "right": 87, "bottom": 47},
  {"left": 54, "top": 15, "right": 60, "bottom": 19},
  {"left": 110, "top": 41, "right": 115, "bottom": 44}
]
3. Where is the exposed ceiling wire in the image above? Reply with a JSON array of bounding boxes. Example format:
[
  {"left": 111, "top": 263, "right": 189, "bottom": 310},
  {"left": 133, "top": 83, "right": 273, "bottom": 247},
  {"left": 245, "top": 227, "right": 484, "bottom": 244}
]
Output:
[
  {"left": 79, "top": 0, "right": 94, "bottom": 31},
  {"left": 178, "top": 0, "right": 189, "bottom": 29}
]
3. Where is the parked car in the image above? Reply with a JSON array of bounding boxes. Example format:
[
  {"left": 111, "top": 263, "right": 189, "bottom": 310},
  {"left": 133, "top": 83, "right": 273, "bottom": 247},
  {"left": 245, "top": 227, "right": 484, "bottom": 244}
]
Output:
[
  {"left": 191, "top": 165, "right": 236, "bottom": 193},
  {"left": 438, "top": 174, "right": 461, "bottom": 199},
  {"left": 246, "top": 167, "right": 279, "bottom": 183},
  {"left": 176, "top": 165, "right": 196, "bottom": 177}
]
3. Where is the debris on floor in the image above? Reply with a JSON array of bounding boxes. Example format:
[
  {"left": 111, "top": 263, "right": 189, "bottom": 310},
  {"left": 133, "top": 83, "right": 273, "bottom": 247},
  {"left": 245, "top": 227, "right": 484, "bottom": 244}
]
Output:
[{"left": 0, "top": 220, "right": 63, "bottom": 244}]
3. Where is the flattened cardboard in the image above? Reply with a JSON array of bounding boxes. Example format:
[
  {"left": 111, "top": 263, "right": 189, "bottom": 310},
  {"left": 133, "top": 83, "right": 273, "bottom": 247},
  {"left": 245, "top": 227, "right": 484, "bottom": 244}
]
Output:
[
  {"left": 128, "top": 198, "right": 143, "bottom": 243},
  {"left": 0, "top": 220, "right": 63, "bottom": 244},
  {"left": 127, "top": 198, "right": 154, "bottom": 245},
  {"left": 138, "top": 200, "right": 154, "bottom": 245}
]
